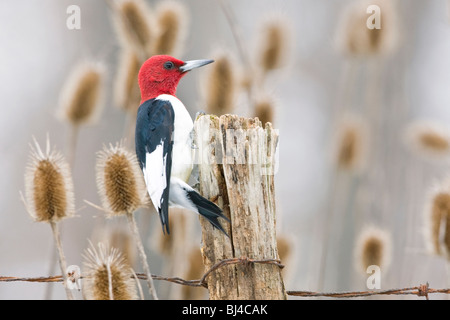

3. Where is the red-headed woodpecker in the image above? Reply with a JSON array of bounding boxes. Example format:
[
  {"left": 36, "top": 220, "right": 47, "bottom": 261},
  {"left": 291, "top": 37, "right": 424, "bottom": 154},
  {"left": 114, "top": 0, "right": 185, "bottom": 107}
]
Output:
[{"left": 135, "top": 55, "right": 229, "bottom": 236}]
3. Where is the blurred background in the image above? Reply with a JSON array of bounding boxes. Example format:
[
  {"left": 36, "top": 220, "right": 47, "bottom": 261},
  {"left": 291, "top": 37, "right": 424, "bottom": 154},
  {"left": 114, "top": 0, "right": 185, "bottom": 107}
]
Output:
[{"left": 1, "top": 0, "right": 450, "bottom": 299}]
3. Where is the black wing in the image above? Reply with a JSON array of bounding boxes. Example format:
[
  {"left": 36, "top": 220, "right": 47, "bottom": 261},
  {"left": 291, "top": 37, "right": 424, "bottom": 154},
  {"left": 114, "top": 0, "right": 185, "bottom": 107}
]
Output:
[{"left": 135, "top": 98, "right": 174, "bottom": 234}]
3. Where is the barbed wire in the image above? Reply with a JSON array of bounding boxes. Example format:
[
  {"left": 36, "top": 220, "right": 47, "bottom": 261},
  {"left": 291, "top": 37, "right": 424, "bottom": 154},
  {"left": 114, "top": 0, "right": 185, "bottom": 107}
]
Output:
[{"left": 0, "top": 258, "right": 448, "bottom": 299}]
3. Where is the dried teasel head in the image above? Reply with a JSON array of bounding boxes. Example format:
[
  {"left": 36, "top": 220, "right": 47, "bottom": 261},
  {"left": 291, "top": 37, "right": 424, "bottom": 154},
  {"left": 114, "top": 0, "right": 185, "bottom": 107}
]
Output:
[
  {"left": 338, "top": 0, "right": 398, "bottom": 57},
  {"left": 424, "top": 180, "right": 450, "bottom": 258},
  {"left": 114, "top": 50, "right": 141, "bottom": 112},
  {"left": 256, "top": 14, "right": 291, "bottom": 76},
  {"left": 254, "top": 95, "right": 276, "bottom": 126},
  {"left": 277, "top": 236, "right": 292, "bottom": 264},
  {"left": 333, "top": 115, "right": 368, "bottom": 171},
  {"left": 58, "top": 62, "right": 104, "bottom": 127},
  {"left": 96, "top": 142, "right": 147, "bottom": 216},
  {"left": 83, "top": 242, "right": 138, "bottom": 300},
  {"left": 355, "top": 227, "right": 392, "bottom": 274},
  {"left": 153, "top": 1, "right": 188, "bottom": 56},
  {"left": 203, "top": 50, "right": 236, "bottom": 116},
  {"left": 113, "top": 0, "right": 154, "bottom": 56},
  {"left": 23, "top": 137, "right": 75, "bottom": 223},
  {"left": 404, "top": 120, "right": 450, "bottom": 163}
]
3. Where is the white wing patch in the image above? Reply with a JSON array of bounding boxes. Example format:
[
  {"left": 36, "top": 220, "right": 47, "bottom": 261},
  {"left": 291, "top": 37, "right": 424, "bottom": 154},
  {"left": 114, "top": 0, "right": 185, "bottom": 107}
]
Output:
[{"left": 142, "top": 142, "right": 167, "bottom": 212}]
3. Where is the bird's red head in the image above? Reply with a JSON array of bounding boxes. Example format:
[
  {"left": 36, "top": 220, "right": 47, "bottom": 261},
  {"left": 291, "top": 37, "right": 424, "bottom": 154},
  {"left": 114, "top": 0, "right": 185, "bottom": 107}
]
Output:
[{"left": 138, "top": 55, "right": 214, "bottom": 104}]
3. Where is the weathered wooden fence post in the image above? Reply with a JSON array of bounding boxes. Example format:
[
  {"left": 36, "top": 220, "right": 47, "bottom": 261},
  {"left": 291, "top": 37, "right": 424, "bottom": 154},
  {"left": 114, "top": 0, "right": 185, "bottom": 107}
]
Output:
[{"left": 194, "top": 114, "right": 285, "bottom": 300}]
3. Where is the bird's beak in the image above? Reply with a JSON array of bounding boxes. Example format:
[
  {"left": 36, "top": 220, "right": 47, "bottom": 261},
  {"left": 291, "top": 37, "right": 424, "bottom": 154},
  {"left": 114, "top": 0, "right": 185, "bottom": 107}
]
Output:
[{"left": 180, "top": 59, "right": 214, "bottom": 73}]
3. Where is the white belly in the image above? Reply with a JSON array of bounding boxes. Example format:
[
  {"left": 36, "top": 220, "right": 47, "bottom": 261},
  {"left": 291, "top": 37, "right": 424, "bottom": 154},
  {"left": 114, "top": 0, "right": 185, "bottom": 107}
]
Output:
[{"left": 157, "top": 94, "right": 193, "bottom": 182}]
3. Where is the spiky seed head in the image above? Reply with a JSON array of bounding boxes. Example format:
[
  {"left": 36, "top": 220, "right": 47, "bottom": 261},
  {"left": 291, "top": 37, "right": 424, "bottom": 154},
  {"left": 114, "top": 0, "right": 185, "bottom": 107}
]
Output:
[
  {"left": 355, "top": 227, "right": 391, "bottom": 274},
  {"left": 58, "top": 62, "right": 104, "bottom": 126},
  {"left": 333, "top": 115, "right": 368, "bottom": 171},
  {"left": 404, "top": 120, "right": 450, "bottom": 163},
  {"left": 24, "top": 137, "right": 75, "bottom": 223},
  {"left": 96, "top": 143, "right": 147, "bottom": 216},
  {"left": 204, "top": 51, "right": 236, "bottom": 116},
  {"left": 153, "top": 1, "right": 188, "bottom": 56},
  {"left": 338, "top": 0, "right": 398, "bottom": 57},
  {"left": 424, "top": 180, "right": 450, "bottom": 257},
  {"left": 114, "top": 50, "right": 141, "bottom": 111},
  {"left": 83, "top": 242, "right": 138, "bottom": 300},
  {"left": 257, "top": 15, "right": 290, "bottom": 74},
  {"left": 114, "top": 0, "right": 153, "bottom": 55}
]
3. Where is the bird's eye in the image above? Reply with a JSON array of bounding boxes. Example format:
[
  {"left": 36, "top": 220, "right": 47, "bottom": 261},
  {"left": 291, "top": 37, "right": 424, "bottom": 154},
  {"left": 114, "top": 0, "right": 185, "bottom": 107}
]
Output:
[{"left": 164, "top": 61, "right": 175, "bottom": 70}]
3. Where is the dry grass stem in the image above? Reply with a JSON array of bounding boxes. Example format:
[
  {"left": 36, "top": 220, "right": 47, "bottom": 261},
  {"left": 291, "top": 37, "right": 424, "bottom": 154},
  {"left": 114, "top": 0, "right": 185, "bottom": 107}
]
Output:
[
  {"left": 49, "top": 222, "right": 74, "bottom": 300},
  {"left": 126, "top": 211, "right": 159, "bottom": 299}
]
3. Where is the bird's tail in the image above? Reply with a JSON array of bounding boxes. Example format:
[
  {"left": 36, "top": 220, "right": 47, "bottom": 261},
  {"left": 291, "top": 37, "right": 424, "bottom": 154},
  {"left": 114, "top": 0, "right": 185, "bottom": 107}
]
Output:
[
  {"left": 186, "top": 190, "right": 230, "bottom": 237},
  {"left": 170, "top": 177, "right": 230, "bottom": 237}
]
